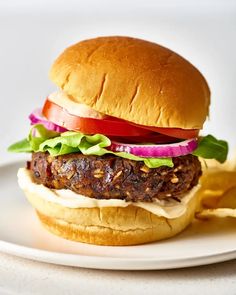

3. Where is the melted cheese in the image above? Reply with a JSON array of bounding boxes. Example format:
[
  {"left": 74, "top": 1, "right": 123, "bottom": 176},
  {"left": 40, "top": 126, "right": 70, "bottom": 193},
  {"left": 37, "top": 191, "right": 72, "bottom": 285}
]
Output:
[{"left": 18, "top": 168, "right": 200, "bottom": 219}]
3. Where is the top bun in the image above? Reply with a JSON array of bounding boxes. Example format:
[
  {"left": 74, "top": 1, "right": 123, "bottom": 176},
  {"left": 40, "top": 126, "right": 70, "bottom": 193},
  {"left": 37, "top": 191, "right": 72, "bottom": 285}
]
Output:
[{"left": 50, "top": 36, "right": 210, "bottom": 129}]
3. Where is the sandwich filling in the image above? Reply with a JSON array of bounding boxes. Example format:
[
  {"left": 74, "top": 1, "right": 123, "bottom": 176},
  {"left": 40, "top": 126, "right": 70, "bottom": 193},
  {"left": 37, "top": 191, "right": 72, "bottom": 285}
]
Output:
[
  {"left": 48, "top": 91, "right": 106, "bottom": 119},
  {"left": 18, "top": 167, "right": 201, "bottom": 219},
  {"left": 29, "top": 152, "right": 201, "bottom": 202}
]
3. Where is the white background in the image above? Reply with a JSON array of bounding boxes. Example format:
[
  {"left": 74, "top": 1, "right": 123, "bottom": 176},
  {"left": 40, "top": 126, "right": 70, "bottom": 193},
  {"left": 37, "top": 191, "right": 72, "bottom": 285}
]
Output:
[
  {"left": 0, "top": 0, "right": 236, "bottom": 294},
  {"left": 0, "top": 0, "right": 236, "bottom": 163}
]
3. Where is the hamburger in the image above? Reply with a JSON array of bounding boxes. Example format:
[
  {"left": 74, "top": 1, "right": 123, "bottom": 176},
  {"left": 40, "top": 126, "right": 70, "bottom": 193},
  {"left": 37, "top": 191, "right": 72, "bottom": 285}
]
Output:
[{"left": 8, "top": 36, "right": 228, "bottom": 246}]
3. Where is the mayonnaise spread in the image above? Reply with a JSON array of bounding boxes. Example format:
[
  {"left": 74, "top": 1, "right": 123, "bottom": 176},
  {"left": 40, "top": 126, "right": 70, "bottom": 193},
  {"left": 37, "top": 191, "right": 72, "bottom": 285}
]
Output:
[
  {"left": 48, "top": 91, "right": 106, "bottom": 119},
  {"left": 18, "top": 168, "right": 200, "bottom": 219}
]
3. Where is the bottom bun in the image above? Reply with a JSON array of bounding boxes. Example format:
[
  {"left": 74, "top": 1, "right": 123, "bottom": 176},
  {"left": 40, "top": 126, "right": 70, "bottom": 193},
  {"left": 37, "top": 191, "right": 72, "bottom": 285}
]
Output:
[{"left": 21, "top": 184, "right": 200, "bottom": 246}]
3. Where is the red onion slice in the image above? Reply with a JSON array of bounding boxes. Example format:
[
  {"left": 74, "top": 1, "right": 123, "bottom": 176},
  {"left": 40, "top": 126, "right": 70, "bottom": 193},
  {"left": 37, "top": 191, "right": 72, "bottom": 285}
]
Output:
[
  {"left": 29, "top": 109, "right": 67, "bottom": 133},
  {"left": 109, "top": 139, "right": 198, "bottom": 158}
]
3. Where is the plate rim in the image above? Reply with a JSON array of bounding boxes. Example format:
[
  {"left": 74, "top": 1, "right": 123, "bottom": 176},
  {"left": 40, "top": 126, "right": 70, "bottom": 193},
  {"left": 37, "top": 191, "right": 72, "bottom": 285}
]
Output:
[{"left": 1, "top": 239, "right": 236, "bottom": 270}]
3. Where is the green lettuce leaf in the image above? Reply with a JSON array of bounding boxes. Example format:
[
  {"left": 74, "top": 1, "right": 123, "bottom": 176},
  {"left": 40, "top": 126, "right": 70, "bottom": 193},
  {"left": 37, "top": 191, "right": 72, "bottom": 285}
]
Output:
[
  {"left": 192, "top": 134, "right": 228, "bottom": 163},
  {"left": 7, "top": 138, "right": 32, "bottom": 153},
  {"left": 8, "top": 125, "right": 173, "bottom": 168},
  {"left": 8, "top": 125, "right": 228, "bottom": 167},
  {"left": 28, "top": 124, "right": 60, "bottom": 151}
]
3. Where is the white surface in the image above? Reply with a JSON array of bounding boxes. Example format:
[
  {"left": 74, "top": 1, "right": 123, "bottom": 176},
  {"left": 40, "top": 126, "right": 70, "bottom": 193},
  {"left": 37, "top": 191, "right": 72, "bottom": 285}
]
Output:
[
  {"left": 1, "top": 162, "right": 236, "bottom": 271},
  {"left": 0, "top": 252, "right": 236, "bottom": 295},
  {"left": 0, "top": 0, "right": 236, "bottom": 293}
]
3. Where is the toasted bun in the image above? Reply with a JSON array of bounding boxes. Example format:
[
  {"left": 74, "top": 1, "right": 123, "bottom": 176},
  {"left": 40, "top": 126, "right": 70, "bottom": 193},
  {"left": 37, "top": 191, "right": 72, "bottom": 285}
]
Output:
[
  {"left": 50, "top": 36, "right": 210, "bottom": 129},
  {"left": 22, "top": 182, "right": 199, "bottom": 246}
]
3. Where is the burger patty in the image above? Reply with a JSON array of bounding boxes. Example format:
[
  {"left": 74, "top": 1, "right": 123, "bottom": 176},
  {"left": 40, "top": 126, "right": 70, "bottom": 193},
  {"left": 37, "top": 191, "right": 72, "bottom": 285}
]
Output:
[{"left": 30, "top": 152, "right": 202, "bottom": 202}]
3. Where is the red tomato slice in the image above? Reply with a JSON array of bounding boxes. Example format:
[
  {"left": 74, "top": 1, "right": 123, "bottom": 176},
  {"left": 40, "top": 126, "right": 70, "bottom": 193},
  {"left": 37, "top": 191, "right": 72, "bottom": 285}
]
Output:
[
  {"left": 42, "top": 99, "right": 199, "bottom": 140},
  {"left": 109, "top": 134, "right": 180, "bottom": 144},
  {"left": 42, "top": 99, "right": 153, "bottom": 137},
  {"left": 133, "top": 124, "right": 199, "bottom": 139}
]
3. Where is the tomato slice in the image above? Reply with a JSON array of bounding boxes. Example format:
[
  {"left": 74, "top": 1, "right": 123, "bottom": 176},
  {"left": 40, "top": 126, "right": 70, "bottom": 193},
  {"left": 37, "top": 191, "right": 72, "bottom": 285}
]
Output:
[
  {"left": 109, "top": 134, "right": 180, "bottom": 144},
  {"left": 42, "top": 99, "right": 152, "bottom": 137},
  {"left": 42, "top": 98, "right": 199, "bottom": 140},
  {"left": 133, "top": 124, "right": 199, "bottom": 139}
]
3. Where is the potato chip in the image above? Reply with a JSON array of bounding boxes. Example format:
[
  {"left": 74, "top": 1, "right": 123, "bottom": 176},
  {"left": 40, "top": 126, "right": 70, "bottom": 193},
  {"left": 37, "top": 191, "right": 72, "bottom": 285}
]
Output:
[
  {"left": 218, "top": 186, "right": 236, "bottom": 208},
  {"left": 196, "top": 208, "right": 236, "bottom": 219},
  {"left": 196, "top": 185, "right": 236, "bottom": 220},
  {"left": 196, "top": 154, "right": 236, "bottom": 220},
  {"left": 201, "top": 195, "right": 221, "bottom": 209},
  {"left": 199, "top": 189, "right": 234, "bottom": 208},
  {"left": 200, "top": 170, "right": 236, "bottom": 191}
]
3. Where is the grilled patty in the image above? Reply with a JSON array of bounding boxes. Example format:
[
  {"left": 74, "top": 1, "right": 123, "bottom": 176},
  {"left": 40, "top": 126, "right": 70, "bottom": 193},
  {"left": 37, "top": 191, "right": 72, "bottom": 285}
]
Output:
[{"left": 30, "top": 152, "right": 202, "bottom": 202}]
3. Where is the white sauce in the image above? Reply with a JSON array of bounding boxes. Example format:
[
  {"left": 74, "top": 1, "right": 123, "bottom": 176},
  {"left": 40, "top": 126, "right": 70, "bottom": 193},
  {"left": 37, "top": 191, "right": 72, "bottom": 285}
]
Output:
[
  {"left": 48, "top": 91, "right": 106, "bottom": 119},
  {"left": 18, "top": 168, "right": 200, "bottom": 219}
]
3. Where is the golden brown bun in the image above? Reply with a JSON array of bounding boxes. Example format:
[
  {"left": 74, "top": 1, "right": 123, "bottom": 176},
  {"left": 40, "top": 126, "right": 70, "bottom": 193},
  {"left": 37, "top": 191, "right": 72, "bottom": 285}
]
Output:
[
  {"left": 50, "top": 36, "right": 210, "bottom": 129},
  {"left": 22, "top": 185, "right": 199, "bottom": 246}
]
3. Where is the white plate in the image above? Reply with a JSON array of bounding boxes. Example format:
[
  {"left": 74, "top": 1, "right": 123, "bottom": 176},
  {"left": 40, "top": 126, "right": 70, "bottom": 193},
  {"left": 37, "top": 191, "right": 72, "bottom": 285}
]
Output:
[{"left": 0, "top": 161, "right": 236, "bottom": 270}]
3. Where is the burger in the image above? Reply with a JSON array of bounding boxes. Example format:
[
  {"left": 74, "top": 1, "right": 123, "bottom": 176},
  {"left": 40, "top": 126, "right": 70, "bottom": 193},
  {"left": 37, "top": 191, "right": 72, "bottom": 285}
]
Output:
[{"left": 8, "top": 36, "right": 228, "bottom": 246}]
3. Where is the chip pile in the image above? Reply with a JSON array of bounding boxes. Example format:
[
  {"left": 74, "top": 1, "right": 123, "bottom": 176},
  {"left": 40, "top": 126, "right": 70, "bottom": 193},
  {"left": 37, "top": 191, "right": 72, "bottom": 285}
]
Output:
[{"left": 196, "top": 151, "right": 236, "bottom": 219}]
